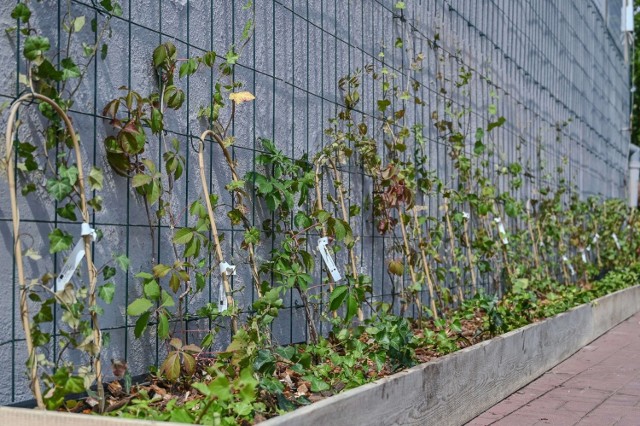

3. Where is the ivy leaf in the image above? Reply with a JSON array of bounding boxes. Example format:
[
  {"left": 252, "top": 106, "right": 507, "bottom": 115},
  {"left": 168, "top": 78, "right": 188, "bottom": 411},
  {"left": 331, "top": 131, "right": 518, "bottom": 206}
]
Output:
[
  {"left": 127, "top": 298, "right": 153, "bottom": 316},
  {"left": 114, "top": 254, "right": 130, "bottom": 271},
  {"left": 89, "top": 167, "right": 104, "bottom": 191},
  {"left": 46, "top": 178, "right": 73, "bottom": 201},
  {"left": 103, "top": 265, "right": 116, "bottom": 280},
  {"left": 243, "top": 227, "right": 260, "bottom": 245},
  {"left": 61, "top": 58, "right": 81, "bottom": 80},
  {"left": 56, "top": 203, "right": 77, "bottom": 221},
  {"left": 303, "top": 375, "right": 330, "bottom": 392},
  {"left": 98, "top": 283, "right": 116, "bottom": 304},
  {"left": 11, "top": 3, "right": 31, "bottom": 23},
  {"left": 225, "top": 48, "right": 239, "bottom": 65},
  {"left": 48, "top": 228, "right": 72, "bottom": 254}
]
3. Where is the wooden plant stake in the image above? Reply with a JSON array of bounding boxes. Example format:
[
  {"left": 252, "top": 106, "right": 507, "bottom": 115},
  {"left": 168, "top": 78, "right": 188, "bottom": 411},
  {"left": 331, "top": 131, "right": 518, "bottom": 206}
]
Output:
[{"left": 411, "top": 208, "right": 439, "bottom": 321}]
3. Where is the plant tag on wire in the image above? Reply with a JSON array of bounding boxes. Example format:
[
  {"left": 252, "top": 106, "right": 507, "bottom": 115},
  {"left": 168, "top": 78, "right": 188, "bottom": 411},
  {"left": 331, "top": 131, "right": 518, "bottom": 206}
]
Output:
[
  {"left": 494, "top": 217, "right": 508, "bottom": 245},
  {"left": 218, "top": 282, "right": 227, "bottom": 312},
  {"left": 54, "top": 223, "right": 97, "bottom": 292},
  {"left": 317, "top": 237, "right": 341, "bottom": 282},
  {"left": 217, "top": 262, "right": 235, "bottom": 312},
  {"left": 562, "top": 255, "right": 576, "bottom": 276},
  {"left": 578, "top": 248, "right": 587, "bottom": 263},
  {"left": 612, "top": 233, "right": 621, "bottom": 250},
  {"left": 592, "top": 233, "right": 600, "bottom": 244},
  {"left": 462, "top": 211, "right": 470, "bottom": 220}
]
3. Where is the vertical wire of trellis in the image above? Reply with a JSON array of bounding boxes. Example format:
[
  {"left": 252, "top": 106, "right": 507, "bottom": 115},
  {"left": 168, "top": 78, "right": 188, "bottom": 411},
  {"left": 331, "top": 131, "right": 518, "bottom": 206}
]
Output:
[{"left": 0, "top": 0, "right": 630, "bottom": 404}]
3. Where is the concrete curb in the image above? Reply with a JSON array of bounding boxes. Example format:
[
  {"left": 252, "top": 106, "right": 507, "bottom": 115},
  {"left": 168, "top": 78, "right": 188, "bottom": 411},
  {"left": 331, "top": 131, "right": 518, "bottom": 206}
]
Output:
[
  {"left": 260, "top": 284, "right": 640, "bottom": 426},
  {"left": 2, "top": 285, "right": 639, "bottom": 426}
]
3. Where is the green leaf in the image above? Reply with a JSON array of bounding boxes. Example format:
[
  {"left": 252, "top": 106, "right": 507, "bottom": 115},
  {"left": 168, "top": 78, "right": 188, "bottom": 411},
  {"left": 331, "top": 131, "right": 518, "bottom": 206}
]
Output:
[
  {"left": 192, "top": 382, "right": 211, "bottom": 397},
  {"left": 72, "top": 16, "right": 86, "bottom": 33},
  {"left": 98, "top": 283, "right": 116, "bottom": 304},
  {"left": 253, "top": 349, "right": 276, "bottom": 374},
  {"left": 487, "top": 116, "right": 506, "bottom": 132},
  {"left": 244, "top": 227, "right": 260, "bottom": 245},
  {"left": 157, "top": 312, "right": 169, "bottom": 339},
  {"left": 101, "top": 43, "right": 108, "bottom": 60},
  {"left": 202, "top": 51, "right": 216, "bottom": 67},
  {"left": 127, "top": 298, "right": 153, "bottom": 316},
  {"left": 152, "top": 263, "right": 172, "bottom": 278},
  {"left": 161, "top": 351, "right": 181, "bottom": 381},
  {"left": 134, "top": 311, "right": 150, "bottom": 338},
  {"left": 179, "top": 58, "right": 198, "bottom": 78},
  {"left": 395, "top": 1, "right": 406, "bottom": 9},
  {"left": 149, "top": 108, "right": 163, "bottom": 134},
  {"left": 11, "top": 3, "right": 31, "bottom": 23},
  {"left": 114, "top": 254, "right": 130, "bottom": 271},
  {"left": 329, "top": 285, "right": 349, "bottom": 311},
  {"left": 56, "top": 203, "right": 77, "bottom": 221},
  {"left": 303, "top": 375, "right": 330, "bottom": 392},
  {"left": 294, "top": 212, "right": 312, "bottom": 229},
  {"left": 89, "top": 167, "right": 103, "bottom": 191},
  {"left": 48, "top": 229, "right": 72, "bottom": 254},
  {"left": 61, "top": 58, "right": 81, "bottom": 80},
  {"left": 225, "top": 48, "right": 239, "bottom": 65},
  {"left": 209, "top": 375, "right": 231, "bottom": 401},
  {"left": 46, "top": 178, "right": 73, "bottom": 201},
  {"left": 131, "top": 173, "right": 152, "bottom": 188},
  {"left": 161, "top": 290, "right": 175, "bottom": 308},
  {"left": 173, "top": 228, "right": 194, "bottom": 244},
  {"left": 144, "top": 280, "right": 161, "bottom": 301},
  {"left": 103, "top": 265, "right": 116, "bottom": 280}
]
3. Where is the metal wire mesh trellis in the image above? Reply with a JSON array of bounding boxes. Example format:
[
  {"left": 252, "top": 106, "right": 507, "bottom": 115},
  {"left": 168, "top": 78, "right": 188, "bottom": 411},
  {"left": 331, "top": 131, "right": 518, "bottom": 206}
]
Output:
[{"left": 0, "top": 0, "right": 630, "bottom": 404}]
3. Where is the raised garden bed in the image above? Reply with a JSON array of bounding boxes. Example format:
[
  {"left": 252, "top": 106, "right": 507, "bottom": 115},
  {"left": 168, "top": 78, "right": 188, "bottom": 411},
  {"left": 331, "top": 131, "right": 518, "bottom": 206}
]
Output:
[{"left": 2, "top": 284, "right": 639, "bottom": 426}]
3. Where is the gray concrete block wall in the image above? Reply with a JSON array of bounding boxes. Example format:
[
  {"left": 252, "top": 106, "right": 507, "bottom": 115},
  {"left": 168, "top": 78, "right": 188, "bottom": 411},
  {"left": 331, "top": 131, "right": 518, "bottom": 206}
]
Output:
[{"left": 0, "top": 0, "right": 630, "bottom": 404}]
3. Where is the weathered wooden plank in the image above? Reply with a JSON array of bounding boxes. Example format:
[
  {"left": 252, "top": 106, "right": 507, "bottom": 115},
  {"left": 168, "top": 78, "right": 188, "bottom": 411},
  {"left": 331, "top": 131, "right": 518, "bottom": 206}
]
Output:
[{"left": 260, "top": 285, "right": 640, "bottom": 426}]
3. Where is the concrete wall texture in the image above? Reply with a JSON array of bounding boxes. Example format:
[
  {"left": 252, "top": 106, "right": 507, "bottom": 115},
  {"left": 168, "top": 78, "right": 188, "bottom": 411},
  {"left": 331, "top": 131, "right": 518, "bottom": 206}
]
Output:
[{"left": 0, "top": 0, "right": 631, "bottom": 404}]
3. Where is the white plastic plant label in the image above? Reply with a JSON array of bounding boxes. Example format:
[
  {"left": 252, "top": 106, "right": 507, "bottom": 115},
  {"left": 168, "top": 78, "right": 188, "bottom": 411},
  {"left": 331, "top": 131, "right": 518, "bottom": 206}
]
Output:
[
  {"left": 219, "top": 262, "right": 236, "bottom": 276},
  {"left": 462, "top": 211, "right": 470, "bottom": 220},
  {"left": 612, "top": 233, "right": 621, "bottom": 251},
  {"left": 592, "top": 233, "right": 600, "bottom": 244},
  {"left": 317, "top": 237, "right": 342, "bottom": 282},
  {"left": 54, "top": 223, "right": 97, "bottom": 292},
  {"left": 218, "top": 282, "right": 228, "bottom": 312},
  {"left": 579, "top": 248, "right": 587, "bottom": 264},
  {"left": 562, "top": 255, "right": 576, "bottom": 276},
  {"left": 494, "top": 217, "right": 508, "bottom": 245}
]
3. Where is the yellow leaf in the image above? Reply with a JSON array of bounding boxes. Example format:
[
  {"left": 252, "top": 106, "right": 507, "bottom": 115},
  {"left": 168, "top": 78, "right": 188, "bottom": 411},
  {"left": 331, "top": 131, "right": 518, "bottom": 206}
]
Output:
[{"left": 229, "top": 91, "right": 255, "bottom": 104}]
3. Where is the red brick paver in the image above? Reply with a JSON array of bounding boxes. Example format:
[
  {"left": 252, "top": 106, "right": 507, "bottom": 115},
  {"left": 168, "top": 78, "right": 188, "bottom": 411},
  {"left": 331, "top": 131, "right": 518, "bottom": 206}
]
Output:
[{"left": 468, "top": 312, "right": 640, "bottom": 425}]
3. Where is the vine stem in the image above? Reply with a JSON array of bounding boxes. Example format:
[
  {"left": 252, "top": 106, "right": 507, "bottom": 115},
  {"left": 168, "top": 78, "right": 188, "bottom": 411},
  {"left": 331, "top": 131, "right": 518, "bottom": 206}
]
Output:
[
  {"left": 5, "top": 93, "right": 104, "bottom": 411},
  {"left": 410, "top": 208, "right": 439, "bottom": 321},
  {"left": 197, "top": 131, "right": 237, "bottom": 334},
  {"left": 202, "top": 129, "right": 261, "bottom": 299},
  {"left": 313, "top": 158, "right": 337, "bottom": 319},
  {"left": 397, "top": 209, "right": 422, "bottom": 318},
  {"left": 326, "top": 158, "right": 364, "bottom": 321},
  {"left": 443, "top": 200, "right": 465, "bottom": 303}
]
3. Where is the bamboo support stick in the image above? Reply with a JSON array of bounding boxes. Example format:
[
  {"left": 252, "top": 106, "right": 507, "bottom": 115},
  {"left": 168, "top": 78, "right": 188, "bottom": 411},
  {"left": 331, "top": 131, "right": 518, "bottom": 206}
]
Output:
[
  {"left": 198, "top": 131, "right": 237, "bottom": 334},
  {"left": 5, "top": 93, "right": 104, "bottom": 411}
]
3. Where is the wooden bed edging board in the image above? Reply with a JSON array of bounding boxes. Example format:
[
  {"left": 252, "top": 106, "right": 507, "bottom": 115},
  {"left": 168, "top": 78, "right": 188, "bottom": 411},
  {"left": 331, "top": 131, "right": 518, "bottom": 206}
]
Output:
[
  {"left": 0, "top": 285, "right": 638, "bottom": 426},
  {"left": 260, "top": 284, "right": 640, "bottom": 426}
]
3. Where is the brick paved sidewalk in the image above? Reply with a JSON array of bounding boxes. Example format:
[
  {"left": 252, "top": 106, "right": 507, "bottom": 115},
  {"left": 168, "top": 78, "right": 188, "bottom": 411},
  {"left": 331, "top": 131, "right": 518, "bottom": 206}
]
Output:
[{"left": 468, "top": 311, "right": 640, "bottom": 426}]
